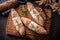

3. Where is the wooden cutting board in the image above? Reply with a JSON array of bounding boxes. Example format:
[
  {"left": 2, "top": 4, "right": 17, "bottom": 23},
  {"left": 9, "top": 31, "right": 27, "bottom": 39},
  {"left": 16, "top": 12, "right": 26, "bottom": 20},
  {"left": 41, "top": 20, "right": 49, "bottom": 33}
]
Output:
[{"left": 6, "top": 4, "right": 51, "bottom": 40}]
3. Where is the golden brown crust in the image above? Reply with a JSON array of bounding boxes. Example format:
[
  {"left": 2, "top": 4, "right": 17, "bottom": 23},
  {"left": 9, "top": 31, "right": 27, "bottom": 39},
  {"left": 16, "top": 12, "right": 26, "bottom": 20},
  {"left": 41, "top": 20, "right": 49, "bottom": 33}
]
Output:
[
  {"left": 44, "top": 9, "right": 51, "bottom": 18},
  {"left": 21, "top": 17, "right": 47, "bottom": 34},
  {"left": 11, "top": 9, "right": 26, "bottom": 36},
  {"left": 6, "top": 10, "right": 19, "bottom": 36},
  {"left": 35, "top": 7, "right": 47, "bottom": 21},
  {"left": 27, "top": 2, "right": 45, "bottom": 26},
  {"left": 0, "top": 0, "right": 18, "bottom": 12}
]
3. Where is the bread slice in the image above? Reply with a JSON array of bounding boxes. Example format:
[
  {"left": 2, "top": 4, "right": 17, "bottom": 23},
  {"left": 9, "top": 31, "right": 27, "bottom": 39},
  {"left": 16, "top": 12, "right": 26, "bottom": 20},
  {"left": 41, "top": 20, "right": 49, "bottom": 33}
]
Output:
[
  {"left": 11, "top": 9, "right": 25, "bottom": 36},
  {"left": 27, "top": 2, "right": 44, "bottom": 26},
  {"left": 6, "top": 9, "right": 19, "bottom": 36},
  {"left": 21, "top": 17, "right": 47, "bottom": 34}
]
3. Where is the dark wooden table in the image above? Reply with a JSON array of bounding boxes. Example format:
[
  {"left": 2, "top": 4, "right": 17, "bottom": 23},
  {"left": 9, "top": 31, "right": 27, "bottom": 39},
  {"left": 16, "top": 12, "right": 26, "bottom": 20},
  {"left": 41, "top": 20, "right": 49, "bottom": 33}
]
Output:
[{"left": 0, "top": 0, "right": 60, "bottom": 40}]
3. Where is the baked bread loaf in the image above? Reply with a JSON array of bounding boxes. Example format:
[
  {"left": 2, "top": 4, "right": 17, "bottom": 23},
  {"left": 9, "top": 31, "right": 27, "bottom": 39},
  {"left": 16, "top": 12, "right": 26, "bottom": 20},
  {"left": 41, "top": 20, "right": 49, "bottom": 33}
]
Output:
[{"left": 0, "top": 0, "right": 18, "bottom": 12}]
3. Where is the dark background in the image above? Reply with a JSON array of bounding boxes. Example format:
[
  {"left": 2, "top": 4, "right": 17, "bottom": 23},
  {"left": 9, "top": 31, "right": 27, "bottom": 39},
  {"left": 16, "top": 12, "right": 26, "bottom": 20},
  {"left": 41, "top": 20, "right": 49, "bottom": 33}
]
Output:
[{"left": 0, "top": 0, "right": 60, "bottom": 40}]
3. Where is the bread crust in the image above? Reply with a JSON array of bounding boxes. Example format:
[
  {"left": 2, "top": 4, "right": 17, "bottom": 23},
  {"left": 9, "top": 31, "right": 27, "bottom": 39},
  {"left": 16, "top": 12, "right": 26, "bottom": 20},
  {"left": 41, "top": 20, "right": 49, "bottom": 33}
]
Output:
[{"left": 0, "top": 0, "right": 18, "bottom": 12}]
